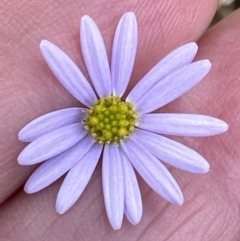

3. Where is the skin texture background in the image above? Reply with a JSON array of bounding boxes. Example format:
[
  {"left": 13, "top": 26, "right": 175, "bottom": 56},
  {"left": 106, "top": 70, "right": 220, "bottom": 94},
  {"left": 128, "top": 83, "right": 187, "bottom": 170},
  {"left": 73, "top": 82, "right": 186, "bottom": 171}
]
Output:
[{"left": 0, "top": 0, "right": 240, "bottom": 240}]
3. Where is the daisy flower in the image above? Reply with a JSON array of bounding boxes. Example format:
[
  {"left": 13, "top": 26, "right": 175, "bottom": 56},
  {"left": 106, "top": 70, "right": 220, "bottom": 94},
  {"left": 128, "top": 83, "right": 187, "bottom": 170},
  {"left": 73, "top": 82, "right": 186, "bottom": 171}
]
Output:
[{"left": 18, "top": 12, "right": 228, "bottom": 230}]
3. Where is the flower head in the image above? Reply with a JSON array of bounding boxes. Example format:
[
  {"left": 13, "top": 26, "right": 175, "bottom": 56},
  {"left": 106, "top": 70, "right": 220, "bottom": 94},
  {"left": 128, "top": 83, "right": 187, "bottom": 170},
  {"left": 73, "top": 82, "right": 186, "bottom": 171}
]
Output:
[{"left": 18, "top": 12, "right": 228, "bottom": 230}]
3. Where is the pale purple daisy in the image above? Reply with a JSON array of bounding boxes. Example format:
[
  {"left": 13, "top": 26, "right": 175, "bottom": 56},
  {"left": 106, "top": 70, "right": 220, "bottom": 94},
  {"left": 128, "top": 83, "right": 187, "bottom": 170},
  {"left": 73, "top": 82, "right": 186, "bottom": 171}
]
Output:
[{"left": 18, "top": 12, "right": 228, "bottom": 230}]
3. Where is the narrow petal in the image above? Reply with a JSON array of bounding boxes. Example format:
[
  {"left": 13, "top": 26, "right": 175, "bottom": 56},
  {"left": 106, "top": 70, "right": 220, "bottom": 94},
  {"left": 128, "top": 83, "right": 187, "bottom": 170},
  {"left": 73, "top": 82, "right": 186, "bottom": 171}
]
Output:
[
  {"left": 56, "top": 143, "right": 103, "bottom": 214},
  {"left": 102, "top": 144, "right": 124, "bottom": 230},
  {"left": 134, "top": 129, "right": 210, "bottom": 173},
  {"left": 139, "top": 113, "right": 228, "bottom": 137},
  {"left": 18, "top": 123, "right": 87, "bottom": 165},
  {"left": 127, "top": 42, "right": 198, "bottom": 102},
  {"left": 24, "top": 135, "right": 95, "bottom": 193},
  {"left": 120, "top": 150, "right": 142, "bottom": 225},
  {"left": 81, "top": 15, "right": 111, "bottom": 97},
  {"left": 19, "top": 108, "right": 87, "bottom": 142},
  {"left": 121, "top": 138, "right": 183, "bottom": 205},
  {"left": 134, "top": 60, "right": 212, "bottom": 114},
  {"left": 40, "top": 40, "right": 97, "bottom": 107},
  {"left": 111, "top": 12, "right": 138, "bottom": 97}
]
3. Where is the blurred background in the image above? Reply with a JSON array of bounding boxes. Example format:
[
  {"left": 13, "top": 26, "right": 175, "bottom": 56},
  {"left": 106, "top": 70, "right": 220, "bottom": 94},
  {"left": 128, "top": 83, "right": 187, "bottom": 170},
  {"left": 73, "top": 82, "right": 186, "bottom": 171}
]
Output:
[{"left": 212, "top": 0, "right": 240, "bottom": 25}]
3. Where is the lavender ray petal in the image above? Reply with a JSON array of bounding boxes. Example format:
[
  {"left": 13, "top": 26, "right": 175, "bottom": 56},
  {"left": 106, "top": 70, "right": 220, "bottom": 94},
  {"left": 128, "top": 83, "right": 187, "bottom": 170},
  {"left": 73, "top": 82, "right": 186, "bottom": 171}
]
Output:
[
  {"left": 19, "top": 108, "right": 87, "bottom": 142},
  {"left": 56, "top": 143, "right": 103, "bottom": 214},
  {"left": 24, "top": 135, "right": 95, "bottom": 193},
  {"left": 40, "top": 40, "right": 97, "bottom": 107},
  {"left": 81, "top": 15, "right": 111, "bottom": 97},
  {"left": 139, "top": 113, "right": 228, "bottom": 137},
  {"left": 121, "top": 138, "right": 183, "bottom": 205},
  {"left": 120, "top": 149, "right": 142, "bottom": 225},
  {"left": 134, "top": 129, "right": 210, "bottom": 173},
  {"left": 111, "top": 12, "right": 137, "bottom": 97},
  {"left": 134, "top": 60, "right": 211, "bottom": 114},
  {"left": 18, "top": 123, "right": 87, "bottom": 165},
  {"left": 102, "top": 144, "right": 124, "bottom": 230},
  {"left": 127, "top": 42, "right": 198, "bottom": 102}
]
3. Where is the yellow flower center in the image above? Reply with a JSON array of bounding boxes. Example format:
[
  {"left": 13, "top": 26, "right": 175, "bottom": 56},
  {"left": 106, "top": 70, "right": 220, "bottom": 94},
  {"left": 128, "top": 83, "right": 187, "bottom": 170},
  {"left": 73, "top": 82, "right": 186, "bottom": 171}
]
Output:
[{"left": 84, "top": 96, "right": 138, "bottom": 144}]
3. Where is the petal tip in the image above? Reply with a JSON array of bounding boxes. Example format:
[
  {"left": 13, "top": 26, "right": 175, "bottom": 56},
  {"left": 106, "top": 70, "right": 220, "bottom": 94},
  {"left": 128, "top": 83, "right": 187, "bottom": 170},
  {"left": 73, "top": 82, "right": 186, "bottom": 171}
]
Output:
[
  {"left": 222, "top": 121, "right": 229, "bottom": 133},
  {"left": 18, "top": 131, "right": 29, "bottom": 142},
  {"left": 81, "top": 15, "right": 88, "bottom": 20},
  {"left": 81, "top": 15, "right": 93, "bottom": 25},
  {"left": 24, "top": 179, "right": 40, "bottom": 194},
  {"left": 195, "top": 156, "right": 210, "bottom": 174},
  {"left": 17, "top": 154, "right": 24, "bottom": 165},
  {"left": 111, "top": 223, "right": 122, "bottom": 230},
  {"left": 203, "top": 59, "right": 212, "bottom": 69},
  {"left": 24, "top": 184, "right": 34, "bottom": 194},
  {"left": 18, "top": 131, "right": 23, "bottom": 141},
  {"left": 188, "top": 42, "right": 198, "bottom": 51},
  {"left": 131, "top": 221, "right": 140, "bottom": 226},
  {"left": 176, "top": 196, "right": 184, "bottom": 206},
  {"left": 129, "top": 216, "right": 142, "bottom": 225},
  {"left": 123, "top": 12, "right": 137, "bottom": 26},
  {"left": 124, "top": 11, "right": 136, "bottom": 18},
  {"left": 40, "top": 40, "right": 54, "bottom": 55},
  {"left": 172, "top": 190, "right": 184, "bottom": 206},
  {"left": 17, "top": 151, "right": 34, "bottom": 166},
  {"left": 125, "top": 209, "right": 142, "bottom": 225},
  {"left": 82, "top": 14, "right": 90, "bottom": 19},
  {"left": 200, "top": 162, "right": 210, "bottom": 174},
  {"left": 195, "top": 59, "right": 211, "bottom": 69},
  {"left": 193, "top": 59, "right": 212, "bottom": 76},
  {"left": 40, "top": 39, "right": 49, "bottom": 49},
  {"left": 56, "top": 207, "right": 65, "bottom": 215},
  {"left": 17, "top": 148, "right": 32, "bottom": 165},
  {"left": 178, "top": 42, "right": 198, "bottom": 56},
  {"left": 56, "top": 198, "right": 70, "bottom": 215},
  {"left": 213, "top": 119, "right": 229, "bottom": 135}
]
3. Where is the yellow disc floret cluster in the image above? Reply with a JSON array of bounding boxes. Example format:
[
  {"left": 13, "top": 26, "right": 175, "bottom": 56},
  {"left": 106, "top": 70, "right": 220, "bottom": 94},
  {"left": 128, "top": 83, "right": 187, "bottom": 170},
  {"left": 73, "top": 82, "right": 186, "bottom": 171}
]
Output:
[{"left": 84, "top": 96, "right": 138, "bottom": 144}]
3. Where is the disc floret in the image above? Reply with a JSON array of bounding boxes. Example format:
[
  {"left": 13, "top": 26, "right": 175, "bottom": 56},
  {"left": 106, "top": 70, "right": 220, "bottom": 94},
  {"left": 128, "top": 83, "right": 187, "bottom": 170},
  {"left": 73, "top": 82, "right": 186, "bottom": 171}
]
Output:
[{"left": 84, "top": 96, "right": 138, "bottom": 143}]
